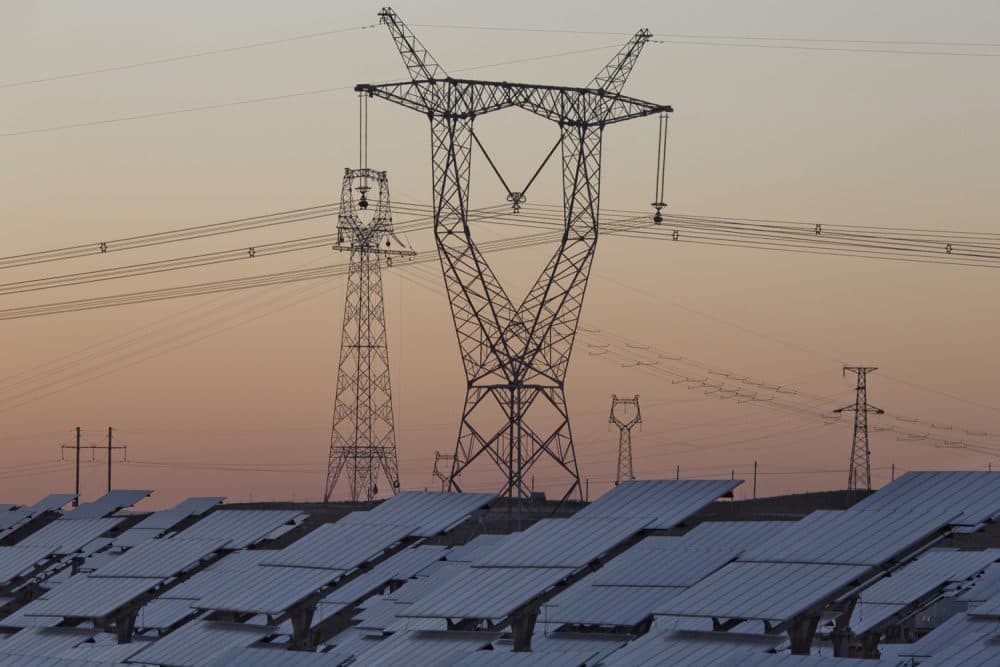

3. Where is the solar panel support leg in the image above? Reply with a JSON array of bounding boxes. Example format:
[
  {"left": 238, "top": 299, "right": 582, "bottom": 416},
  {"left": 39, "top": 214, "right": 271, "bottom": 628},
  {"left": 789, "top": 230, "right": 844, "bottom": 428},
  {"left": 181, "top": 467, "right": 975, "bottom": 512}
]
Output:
[
  {"left": 114, "top": 609, "right": 137, "bottom": 644},
  {"left": 510, "top": 606, "right": 538, "bottom": 652},
  {"left": 831, "top": 601, "right": 857, "bottom": 657},
  {"left": 787, "top": 613, "right": 820, "bottom": 655},
  {"left": 289, "top": 603, "right": 317, "bottom": 650}
]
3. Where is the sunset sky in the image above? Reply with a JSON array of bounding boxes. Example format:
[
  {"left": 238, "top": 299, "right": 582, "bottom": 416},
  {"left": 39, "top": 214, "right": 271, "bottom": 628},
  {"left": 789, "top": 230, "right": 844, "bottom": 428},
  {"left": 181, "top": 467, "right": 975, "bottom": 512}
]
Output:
[{"left": 1, "top": 1, "right": 998, "bottom": 509}]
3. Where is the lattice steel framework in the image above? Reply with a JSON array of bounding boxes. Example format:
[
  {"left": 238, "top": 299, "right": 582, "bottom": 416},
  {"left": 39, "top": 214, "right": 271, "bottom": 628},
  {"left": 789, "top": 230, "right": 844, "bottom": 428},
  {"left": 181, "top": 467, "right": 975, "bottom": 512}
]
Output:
[
  {"left": 834, "top": 366, "right": 884, "bottom": 492},
  {"left": 359, "top": 8, "right": 671, "bottom": 502},
  {"left": 610, "top": 394, "right": 642, "bottom": 485},
  {"left": 324, "top": 168, "right": 411, "bottom": 502}
]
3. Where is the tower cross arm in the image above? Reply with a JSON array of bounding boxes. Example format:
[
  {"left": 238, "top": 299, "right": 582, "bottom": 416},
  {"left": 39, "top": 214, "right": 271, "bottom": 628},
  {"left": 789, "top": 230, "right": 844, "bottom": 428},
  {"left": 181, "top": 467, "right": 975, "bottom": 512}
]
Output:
[{"left": 356, "top": 79, "right": 671, "bottom": 124}]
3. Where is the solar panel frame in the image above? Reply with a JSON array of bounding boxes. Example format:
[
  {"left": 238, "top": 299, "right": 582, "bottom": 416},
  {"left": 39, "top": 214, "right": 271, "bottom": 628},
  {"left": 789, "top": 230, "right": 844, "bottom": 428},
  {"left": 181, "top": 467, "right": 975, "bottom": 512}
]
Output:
[
  {"left": 851, "top": 471, "right": 1000, "bottom": 527},
  {"left": 194, "top": 565, "right": 342, "bottom": 615},
  {"left": 572, "top": 480, "right": 740, "bottom": 529},
  {"left": 16, "top": 518, "right": 124, "bottom": 555},
  {"left": 474, "top": 516, "right": 652, "bottom": 568},
  {"left": 591, "top": 539, "right": 739, "bottom": 588},
  {"left": 361, "top": 492, "right": 496, "bottom": 537},
  {"left": 739, "top": 509, "right": 957, "bottom": 566},
  {"left": 61, "top": 490, "right": 151, "bottom": 520},
  {"left": 172, "top": 509, "right": 305, "bottom": 549},
  {"left": 262, "top": 519, "right": 413, "bottom": 571},
  {"left": 0, "top": 546, "right": 54, "bottom": 586},
  {"left": 128, "top": 620, "right": 274, "bottom": 667},
  {"left": 90, "top": 538, "right": 227, "bottom": 579},
  {"left": 401, "top": 566, "right": 574, "bottom": 620},
  {"left": 654, "top": 561, "right": 870, "bottom": 622},
  {"left": 23, "top": 575, "right": 160, "bottom": 618}
]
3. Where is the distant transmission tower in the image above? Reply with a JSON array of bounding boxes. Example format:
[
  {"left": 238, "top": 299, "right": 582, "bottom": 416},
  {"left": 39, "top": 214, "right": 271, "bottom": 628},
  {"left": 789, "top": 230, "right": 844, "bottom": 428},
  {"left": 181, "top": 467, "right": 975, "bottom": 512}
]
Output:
[
  {"left": 610, "top": 395, "right": 642, "bottom": 485},
  {"left": 834, "top": 366, "right": 884, "bottom": 492},
  {"left": 360, "top": 9, "right": 670, "bottom": 504},
  {"left": 432, "top": 451, "right": 454, "bottom": 492},
  {"left": 324, "top": 167, "right": 413, "bottom": 502}
]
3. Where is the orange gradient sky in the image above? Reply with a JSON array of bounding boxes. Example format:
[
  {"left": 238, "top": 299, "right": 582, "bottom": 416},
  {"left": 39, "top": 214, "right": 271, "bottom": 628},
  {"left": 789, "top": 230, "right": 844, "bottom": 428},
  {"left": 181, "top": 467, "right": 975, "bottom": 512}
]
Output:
[{"left": 1, "top": 1, "right": 998, "bottom": 509}]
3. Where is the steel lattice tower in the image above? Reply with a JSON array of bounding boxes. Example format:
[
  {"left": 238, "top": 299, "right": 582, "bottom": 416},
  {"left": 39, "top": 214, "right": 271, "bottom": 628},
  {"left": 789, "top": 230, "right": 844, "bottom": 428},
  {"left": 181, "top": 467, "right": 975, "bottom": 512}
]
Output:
[
  {"left": 359, "top": 8, "right": 671, "bottom": 503},
  {"left": 834, "top": 366, "right": 884, "bottom": 492},
  {"left": 324, "top": 168, "right": 410, "bottom": 502},
  {"left": 610, "top": 395, "right": 642, "bottom": 485}
]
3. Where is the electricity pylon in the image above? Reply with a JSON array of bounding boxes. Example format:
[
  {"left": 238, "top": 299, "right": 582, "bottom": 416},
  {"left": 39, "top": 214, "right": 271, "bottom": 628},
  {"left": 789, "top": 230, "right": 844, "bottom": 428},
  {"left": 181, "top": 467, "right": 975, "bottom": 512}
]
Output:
[
  {"left": 432, "top": 451, "right": 454, "bottom": 492},
  {"left": 834, "top": 366, "right": 884, "bottom": 493},
  {"left": 324, "top": 168, "right": 413, "bottom": 502},
  {"left": 359, "top": 8, "right": 671, "bottom": 503},
  {"left": 610, "top": 395, "right": 642, "bottom": 485}
]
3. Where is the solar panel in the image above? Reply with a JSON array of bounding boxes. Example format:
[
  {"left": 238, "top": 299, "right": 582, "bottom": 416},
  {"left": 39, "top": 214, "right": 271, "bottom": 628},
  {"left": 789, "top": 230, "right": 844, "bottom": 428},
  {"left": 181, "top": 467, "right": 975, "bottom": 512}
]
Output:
[
  {"left": 62, "top": 490, "right": 151, "bottom": 520},
  {"left": 0, "top": 546, "right": 53, "bottom": 586},
  {"left": 29, "top": 494, "right": 76, "bottom": 513},
  {"left": 654, "top": 561, "right": 869, "bottom": 622},
  {"left": 850, "top": 601, "right": 906, "bottom": 636},
  {"left": 678, "top": 521, "right": 795, "bottom": 552},
  {"left": 445, "top": 534, "right": 509, "bottom": 562},
  {"left": 133, "top": 497, "right": 224, "bottom": 531},
  {"left": 600, "top": 629, "right": 782, "bottom": 667},
  {"left": 319, "top": 545, "right": 448, "bottom": 606},
  {"left": 195, "top": 566, "right": 341, "bottom": 615},
  {"left": 0, "top": 508, "right": 33, "bottom": 532},
  {"left": 129, "top": 620, "right": 273, "bottom": 667},
  {"left": 474, "top": 516, "right": 651, "bottom": 568},
  {"left": 591, "top": 538, "right": 738, "bottom": 588},
  {"left": 401, "top": 567, "right": 573, "bottom": 620},
  {"left": 205, "top": 645, "right": 341, "bottom": 666},
  {"left": 859, "top": 549, "right": 1000, "bottom": 605},
  {"left": 451, "top": 647, "right": 605, "bottom": 666},
  {"left": 159, "top": 550, "right": 275, "bottom": 601},
  {"left": 111, "top": 527, "right": 162, "bottom": 548},
  {"left": 362, "top": 492, "right": 496, "bottom": 537},
  {"left": 17, "top": 518, "right": 124, "bottom": 555},
  {"left": 172, "top": 509, "right": 304, "bottom": 549},
  {"left": 90, "top": 538, "right": 227, "bottom": 579},
  {"left": 0, "top": 627, "right": 95, "bottom": 659},
  {"left": 24, "top": 575, "right": 160, "bottom": 618},
  {"left": 740, "top": 509, "right": 956, "bottom": 566},
  {"left": 136, "top": 598, "right": 198, "bottom": 631},
  {"left": 572, "top": 480, "right": 740, "bottom": 529},
  {"left": 344, "top": 630, "right": 499, "bottom": 667},
  {"left": 262, "top": 519, "right": 412, "bottom": 571},
  {"left": 851, "top": 471, "right": 1000, "bottom": 527},
  {"left": 543, "top": 582, "right": 683, "bottom": 626},
  {"left": 900, "top": 611, "right": 995, "bottom": 659}
]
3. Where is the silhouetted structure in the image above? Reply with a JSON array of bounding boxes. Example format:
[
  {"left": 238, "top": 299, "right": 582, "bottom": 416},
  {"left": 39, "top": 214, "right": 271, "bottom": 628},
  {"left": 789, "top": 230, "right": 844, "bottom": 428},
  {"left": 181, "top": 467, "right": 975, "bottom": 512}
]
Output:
[
  {"left": 358, "top": 8, "right": 671, "bottom": 504},
  {"left": 834, "top": 366, "right": 884, "bottom": 492},
  {"left": 610, "top": 395, "right": 642, "bottom": 485},
  {"left": 324, "top": 169, "right": 413, "bottom": 502}
]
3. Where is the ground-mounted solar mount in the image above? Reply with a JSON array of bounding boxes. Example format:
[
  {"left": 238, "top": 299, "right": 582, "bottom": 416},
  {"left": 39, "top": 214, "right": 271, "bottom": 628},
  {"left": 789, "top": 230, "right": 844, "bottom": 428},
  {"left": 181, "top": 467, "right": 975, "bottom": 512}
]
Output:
[{"left": 357, "top": 7, "right": 672, "bottom": 505}]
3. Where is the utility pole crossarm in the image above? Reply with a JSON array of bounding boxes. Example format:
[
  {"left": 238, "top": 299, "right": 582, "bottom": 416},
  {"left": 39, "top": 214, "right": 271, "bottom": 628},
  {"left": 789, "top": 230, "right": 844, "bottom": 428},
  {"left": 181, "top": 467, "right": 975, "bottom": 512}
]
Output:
[{"left": 355, "top": 79, "right": 672, "bottom": 126}]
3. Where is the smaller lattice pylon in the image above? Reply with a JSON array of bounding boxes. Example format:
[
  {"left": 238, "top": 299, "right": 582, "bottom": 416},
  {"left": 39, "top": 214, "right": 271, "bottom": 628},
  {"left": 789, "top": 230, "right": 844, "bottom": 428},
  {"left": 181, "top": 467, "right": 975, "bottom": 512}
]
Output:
[
  {"left": 610, "top": 394, "right": 642, "bottom": 485},
  {"left": 432, "top": 451, "right": 455, "bottom": 492},
  {"left": 834, "top": 366, "right": 884, "bottom": 493}
]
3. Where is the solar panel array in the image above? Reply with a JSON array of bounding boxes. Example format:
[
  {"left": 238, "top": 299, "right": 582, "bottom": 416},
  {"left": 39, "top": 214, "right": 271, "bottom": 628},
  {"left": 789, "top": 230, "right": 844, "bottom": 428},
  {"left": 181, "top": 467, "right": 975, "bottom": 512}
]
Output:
[{"left": 3, "top": 475, "right": 1000, "bottom": 664}]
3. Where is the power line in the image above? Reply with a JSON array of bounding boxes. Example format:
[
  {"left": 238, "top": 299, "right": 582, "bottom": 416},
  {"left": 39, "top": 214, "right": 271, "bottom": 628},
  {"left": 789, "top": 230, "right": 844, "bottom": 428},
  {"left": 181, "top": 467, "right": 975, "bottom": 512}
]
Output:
[
  {"left": 414, "top": 23, "right": 1000, "bottom": 56},
  {"left": 0, "top": 44, "right": 621, "bottom": 139},
  {"left": 0, "top": 25, "right": 377, "bottom": 90}
]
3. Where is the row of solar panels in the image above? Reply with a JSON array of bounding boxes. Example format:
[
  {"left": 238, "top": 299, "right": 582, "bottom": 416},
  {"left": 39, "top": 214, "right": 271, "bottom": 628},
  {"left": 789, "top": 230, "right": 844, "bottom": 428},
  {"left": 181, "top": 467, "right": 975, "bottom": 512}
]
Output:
[{"left": 1, "top": 473, "right": 1000, "bottom": 664}]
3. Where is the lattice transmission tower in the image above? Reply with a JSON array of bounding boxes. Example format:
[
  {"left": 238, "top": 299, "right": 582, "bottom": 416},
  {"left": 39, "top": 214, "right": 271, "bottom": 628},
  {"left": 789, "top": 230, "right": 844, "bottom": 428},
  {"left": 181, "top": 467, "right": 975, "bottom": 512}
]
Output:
[
  {"left": 358, "top": 8, "right": 671, "bottom": 503},
  {"left": 610, "top": 395, "right": 642, "bottom": 485},
  {"left": 324, "top": 168, "right": 413, "bottom": 502},
  {"left": 834, "top": 366, "right": 884, "bottom": 493}
]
